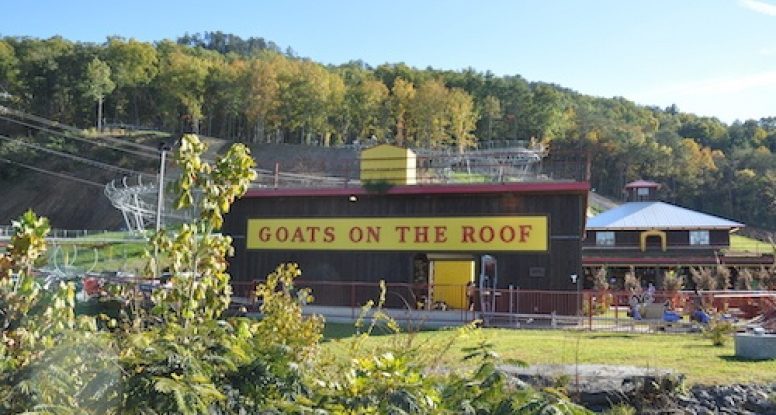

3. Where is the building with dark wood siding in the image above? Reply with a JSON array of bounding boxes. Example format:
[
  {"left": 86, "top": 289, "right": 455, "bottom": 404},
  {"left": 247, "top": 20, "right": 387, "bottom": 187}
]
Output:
[
  {"left": 583, "top": 180, "right": 774, "bottom": 288},
  {"left": 223, "top": 181, "right": 588, "bottom": 310}
]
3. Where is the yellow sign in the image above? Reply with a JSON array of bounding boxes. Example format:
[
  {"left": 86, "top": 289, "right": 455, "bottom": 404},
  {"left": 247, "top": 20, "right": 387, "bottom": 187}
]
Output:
[{"left": 246, "top": 216, "right": 547, "bottom": 252}]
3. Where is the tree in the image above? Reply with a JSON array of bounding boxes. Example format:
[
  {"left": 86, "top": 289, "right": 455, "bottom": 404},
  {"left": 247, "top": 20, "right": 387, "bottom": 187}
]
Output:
[
  {"left": 408, "top": 79, "right": 450, "bottom": 148},
  {"left": 389, "top": 77, "right": 416, "bottom": 146},
  {"left": 0, "top": 211, "right": 114, "bottom": 413},
  {"left": 2, "top": 33, "right": 775, "bottom": 231},
  {"left": 204, "top": 58, "right": 248, "bottom": 139},
  {"left": 245, "top": 52, "right": 285, "bottom": 142},
  {"left": 677, "top": 114, "right": 728, "bottom": 149},
  {"left": 335, "top": 65, "right": 389, "bottom": 143},
  {"left": 447, "top": 88, "right": 479, "bottom": 153},
  {"left": 149, "top": 134, "right": 257, "bottom": 324},
  {"left": 177, "top": 31, "right": 280, "bottom": 56},
  {"left": 104, "top": 37, "right": 158, "bottom": 124},
  {"left": 81, "top": 57, "right": 115, "bottom": 131},
  {"left": 492, "top": 75, "right": 532, "bottom": 140},
  {"left": 155, "top": 44, "right": 213, "bottom": 133},
  {"left": 526, "top": 83, "right": 567, "bottom": 141},
  {"left": 482, "top": 95, "right": 501, "bottom": 141},
  {"left": 10, "top": 36, "right": 75, "bottom": 119},
  {"left": 676, "top": 139, "right": 718, "bottom": 195},
  {"left": 277, "top": 59, "right": 343, "bottom": 145},
  {"left": 0, "top": 40, "right": 18, "bottom": 95}
]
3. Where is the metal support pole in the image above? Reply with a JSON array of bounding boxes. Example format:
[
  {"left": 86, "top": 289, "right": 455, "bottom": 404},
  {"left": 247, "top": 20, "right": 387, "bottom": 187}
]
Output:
[
  {"left": 153, "top": 141, "right": 171, "bottom": 278},
  {"left": 577, "top": 274, "right": 582, "bottom": 317},
  {"left": 588, "top": 294, "right": 593, "bottom": 331},
  {"left": 274, "top": 162, "right": 279, "bottom": 189},
  {"left": 155, "top": 149, "right": 167, "bottom": 233}
]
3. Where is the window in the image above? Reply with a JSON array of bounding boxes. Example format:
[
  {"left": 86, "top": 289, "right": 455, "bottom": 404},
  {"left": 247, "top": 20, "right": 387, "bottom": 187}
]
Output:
[
  {"left": 637, "top": 187, "right": 649, "bottom": 196},
  {"left": 596, "top": 231, "right": 615, "bottom": 246},
  {"left": 689, "top": 230, "right": 709, "bottom": 245}
]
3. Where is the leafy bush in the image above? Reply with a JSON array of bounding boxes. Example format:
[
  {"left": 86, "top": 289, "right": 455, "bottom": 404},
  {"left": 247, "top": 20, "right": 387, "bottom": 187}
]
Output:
[
  {"left": 624, "top": 272, "right": 640, "bottom": 292},
  {"left": 691, "top": 267, "right": 717, "bottom": 290},
  {"left": 0, "top": 135, "right": 592, "bottom": 414},
  {"left": 624, "top": 374, "right": 684, "bottom": 413},
  {"left": 592, "top": 267, "right": 609, "bottom": 291},
  {"left": 758, "top": 264, "right": 776, "bottom": 290},
  {"left": 604, "top": 404, "right": 637, "bottom": 415},
  {"left": 736, "top": 268, "right": 753, "bottom": 290},
  {"left": 582, "top": 293, "right": 613, "bottom": 316},
  {"left": 703, "top": 319, "right": 735, "bottom": 347},
  {"left": 584, "top": 267, "right": 612, "bottom": 316},
  {"left": 662, "top": 270, "right": 684, "bottom": 292},
  {"left": 714, "top": 265, "right": 731, "bottom": 290}
]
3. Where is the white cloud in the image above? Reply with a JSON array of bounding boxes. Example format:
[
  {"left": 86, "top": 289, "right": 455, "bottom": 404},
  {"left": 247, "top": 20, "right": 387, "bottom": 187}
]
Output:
[
  {"left": 740, "top": 0, "right": 776, "bottom": 16},
  {"left": 631, "top": 71, "right": 776, "bottom": 122},
  {"left": 638, "top": 70, "right": 776, "bottom": 98},
  {"left": 760, "top": 47, "right": 776, "bottom": 56}
]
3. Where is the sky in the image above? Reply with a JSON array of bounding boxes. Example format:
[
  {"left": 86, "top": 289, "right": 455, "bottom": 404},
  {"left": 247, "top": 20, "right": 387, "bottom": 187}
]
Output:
[{"left": 3, "top": 0, "right": 775, "bottom": 123}]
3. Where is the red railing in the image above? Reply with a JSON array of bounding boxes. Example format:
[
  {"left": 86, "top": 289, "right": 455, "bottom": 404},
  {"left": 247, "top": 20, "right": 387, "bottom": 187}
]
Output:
[{"left": 231, "top": 279, "right": 776, "bottom": 331}]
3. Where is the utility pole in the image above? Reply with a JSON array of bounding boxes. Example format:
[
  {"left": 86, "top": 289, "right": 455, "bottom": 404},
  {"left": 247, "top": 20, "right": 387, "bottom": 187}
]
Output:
[
  {"left": 97, "top": 95, "right": 103, "bottom": 132},
  {"left": 155, "top": 141, "right": 172, "bottom": 232},
  {"left": 154, "top": 141, "right": 172, "bottom": 278}
]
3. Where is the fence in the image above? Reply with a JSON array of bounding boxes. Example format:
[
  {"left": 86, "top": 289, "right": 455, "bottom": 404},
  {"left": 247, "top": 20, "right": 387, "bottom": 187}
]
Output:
[
  {"left": 249, "top": 149, "right": 586, "bottom": 189},
  {"left": 0, "top": 226, "right": 146, "bottom": 242},
  {"left": 231, "top": 279, "right": 776, "bottom": 332}
]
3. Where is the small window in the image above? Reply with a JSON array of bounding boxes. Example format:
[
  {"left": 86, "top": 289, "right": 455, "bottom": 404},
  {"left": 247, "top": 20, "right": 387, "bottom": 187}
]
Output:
[
  {"left": 596, "top": 231, "right": 615, "bottom": 246},
  {"left": 637, "top": 187, "right": 649, "bottom": 196},
  {"left": 689, "top": 230, "right": 709, "bottom": 245}
]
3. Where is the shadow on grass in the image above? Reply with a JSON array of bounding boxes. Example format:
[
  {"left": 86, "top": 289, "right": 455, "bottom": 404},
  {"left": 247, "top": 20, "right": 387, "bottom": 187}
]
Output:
[
  {"left": 587, "top": 334, "right": 639, "bottom": 340},
  {"left": 323, "top": 321, "right": 439, "bottom": 341},
  {"left": 719, "top": 355, "right": 776, "bottom": 363},
  {"left": 681, "top": 343, "right": 728, "bottom": 349}
]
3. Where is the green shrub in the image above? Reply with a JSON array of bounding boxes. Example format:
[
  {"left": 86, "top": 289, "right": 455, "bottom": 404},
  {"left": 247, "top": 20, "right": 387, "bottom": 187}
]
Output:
[
  {"left": 604, "top": 404, "right": 637, "bottom": 415},
  {"left": 0, "top": 135, "right": 594, "bottom": 414},
  {"left": 704, "top": 319, "right": 735, "bottom": 346}
]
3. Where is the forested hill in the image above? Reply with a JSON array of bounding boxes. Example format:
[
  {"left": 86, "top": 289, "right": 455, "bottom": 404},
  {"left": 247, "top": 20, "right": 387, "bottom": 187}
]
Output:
[{"left": 0, "top": 32, "right": 774, "bottom": 230}]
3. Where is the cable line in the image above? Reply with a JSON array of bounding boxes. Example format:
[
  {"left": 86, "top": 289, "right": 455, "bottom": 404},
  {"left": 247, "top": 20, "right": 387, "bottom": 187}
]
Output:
[
  {"left": 0, "top": 134, "right": 146, "bottom": 176},
  {"left": 0, "top": 105, "right": 161, "bottom": 154},
  {"left": 0, "top": 112, "right": 159, "bottom": 160},
  {"left": 0, "top": 157, "right": 105, "bottom": 188}
]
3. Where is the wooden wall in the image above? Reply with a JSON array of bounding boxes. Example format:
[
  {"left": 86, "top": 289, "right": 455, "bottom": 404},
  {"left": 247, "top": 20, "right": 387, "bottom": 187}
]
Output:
[
  {"left": 583, "top": 229, "right": 731, "bottom": 249},
  {"left": 223, "top": 188, "right": 586, "bottom": 297}
]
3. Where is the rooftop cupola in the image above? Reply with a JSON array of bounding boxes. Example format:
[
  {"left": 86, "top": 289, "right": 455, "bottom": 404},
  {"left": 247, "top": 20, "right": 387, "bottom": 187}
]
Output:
[{"left": 624, "top": 180, "right": 660, "bottom": 202}]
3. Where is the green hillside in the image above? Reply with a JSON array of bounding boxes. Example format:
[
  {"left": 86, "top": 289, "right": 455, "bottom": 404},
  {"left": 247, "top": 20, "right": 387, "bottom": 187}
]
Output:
[
  {"left": 0, "top": 32, "right": 774, "bottom": 230},
  {"left": 730, "top": 234, "right": 775, "bottom": 255}
]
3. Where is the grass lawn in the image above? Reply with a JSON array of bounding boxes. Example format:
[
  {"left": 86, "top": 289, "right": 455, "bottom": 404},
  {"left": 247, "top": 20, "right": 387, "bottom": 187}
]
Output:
[
  {"left": 323, "top": 324, "right": 776, "bottom": 385},
  {"left": 449, "top": 172, "right": 489, "bottom": 183},
  {"left": 730, "top": 234, "right": 774, "bottom": 254},
  {"left": 46, "top": 231, "right": 149, "bottom": 273}
]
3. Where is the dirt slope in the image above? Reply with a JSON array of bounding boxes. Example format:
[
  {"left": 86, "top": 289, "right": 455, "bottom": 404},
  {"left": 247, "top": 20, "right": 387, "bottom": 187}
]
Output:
[{"left": 0, "top": 137, "right": 346, "bottom": 230}]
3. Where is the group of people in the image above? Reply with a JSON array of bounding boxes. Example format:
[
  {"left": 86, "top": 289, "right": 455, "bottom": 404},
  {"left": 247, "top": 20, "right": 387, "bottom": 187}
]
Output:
[{"left": 628, "top": 284, "right": 710, "bottom": 324}]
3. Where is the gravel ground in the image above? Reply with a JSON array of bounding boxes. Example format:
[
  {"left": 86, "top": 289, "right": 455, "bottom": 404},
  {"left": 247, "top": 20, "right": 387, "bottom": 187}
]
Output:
[{"left": 501, "top": 364, "right": 776, "bottom": 414}]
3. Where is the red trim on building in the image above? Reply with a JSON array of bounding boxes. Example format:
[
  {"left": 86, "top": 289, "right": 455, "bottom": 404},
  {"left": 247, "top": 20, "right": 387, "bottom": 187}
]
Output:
[
  {"left": 624, "top": 180, "right": 659, "bottom": 189},
  {"left": 244, "top": 181, "right": 590, "bottom": 198}
]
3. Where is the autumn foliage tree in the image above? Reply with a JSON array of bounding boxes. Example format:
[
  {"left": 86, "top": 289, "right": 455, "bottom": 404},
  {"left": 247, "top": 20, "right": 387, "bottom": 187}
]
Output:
[{"left": 1, "top": 32, "right": 775, "bottom": 229}]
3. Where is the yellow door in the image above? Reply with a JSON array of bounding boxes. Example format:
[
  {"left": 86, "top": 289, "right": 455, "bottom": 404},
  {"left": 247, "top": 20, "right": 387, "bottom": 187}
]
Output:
[{"left": 432, "top": 260, "right": 474, "bottom": 309}]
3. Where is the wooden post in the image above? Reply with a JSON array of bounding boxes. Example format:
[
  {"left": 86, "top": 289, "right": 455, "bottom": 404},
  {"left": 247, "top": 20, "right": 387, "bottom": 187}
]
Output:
[
  {"left": 274, "top": 162, "right": 279, "bottom": 189},
  {"left": 351, "top": 283, "right": 356, "bottom": 320},
  {"left": 588, "top": 293, "right": 593, "bottom": 331}
]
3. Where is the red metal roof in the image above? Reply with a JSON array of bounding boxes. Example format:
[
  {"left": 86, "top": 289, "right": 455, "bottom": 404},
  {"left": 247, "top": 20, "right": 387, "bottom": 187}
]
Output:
[
  {"left": 243, "top": 181, "right": 590, "bottom": 198},
  {"left": 624, "top": 180, "right": 660, "bottom": 189}
]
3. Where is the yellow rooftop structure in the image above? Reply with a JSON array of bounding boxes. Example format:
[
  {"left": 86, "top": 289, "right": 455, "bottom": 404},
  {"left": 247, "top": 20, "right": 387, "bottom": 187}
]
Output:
[{"left": 360, "top": 144, "right": 417, "bottom": 185}]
